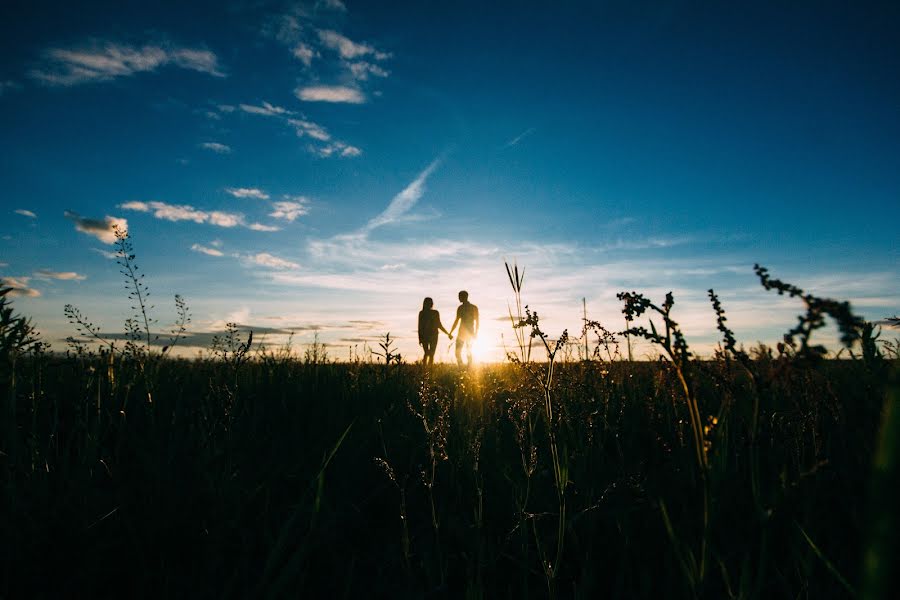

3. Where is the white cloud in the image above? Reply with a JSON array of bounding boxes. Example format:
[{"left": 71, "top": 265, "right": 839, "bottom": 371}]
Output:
[
  {"left": 30, "top": 41, "right": 224, "bottom": 86},
  {"left": 292, "top": 43, "right": 316, "bottom": 66},
  {"left": 15, "top": 209, "right": 37, "bottom": 218},
  {"left": 270, "top": 199, "right": 310, "bottom": 222},
  {"left": 288, "top": 118, "right": 331, "bottom": 141},
  {"left": 200, "top": 142, "right": 231, "bottom": 154},
  {"left": 347, "top": 61, "right": 389, "bottom": 81},
  {"left": 317, "top": 29, "right": 387, "bottom": 61},
  {"left": 364, "top": 158, "right": 441, "bottom": 232},
  {"left": 1, "top": 276, "right": 40, "bottom": 297},
  {"left": 119, "top": 201, "right": 246, "bottom": 229},
  {"left": 313, "top": 141, "right": 362, "bottom": 158},
  {"left": 239, "top": 101, "right": 293, "bottom": 117},
  {"left": 208, "top": 211, "right": 244, "bottom": 227},
  {"left": 296, "top": 84, "right": 365, "bottom": 104},
  {"left": 505, "top": 127, "right": 536, "bottom": 147},
  {"left": 120, "top": 200, "right": 208, "bottom": 223},
  {"left": 251, "top": 253, "right": 299, "bottom": 270},
  {"left": 225, "top": 187, "right": 270, "bottom": 200},
  {"left": 191, "top": 243, "right": 224, "bottom": 257},
  {"left": 33, "top": 269, "right": 86, "bottom": 281},
  {"left": 247, "top": 223, "right": 281, "bottom": 232},
  {"left": 91, "top": 248, "right": 118, "bottom": 259},
  {"left": 64, "top": 210, "right": 127, "bottom": 244}
]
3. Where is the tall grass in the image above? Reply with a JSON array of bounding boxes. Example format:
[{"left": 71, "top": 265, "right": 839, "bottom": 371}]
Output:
[{"left": 0, "top": 248, "right": 897, "bottom": 598}]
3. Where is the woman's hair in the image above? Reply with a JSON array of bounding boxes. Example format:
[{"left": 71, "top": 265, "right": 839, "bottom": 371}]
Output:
[{"left": 422, "top": 297, "right": 434, "bottom": 309}]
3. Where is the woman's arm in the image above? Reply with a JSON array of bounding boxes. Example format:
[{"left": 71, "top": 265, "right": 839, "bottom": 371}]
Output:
[{"left": 436, "top": 311, "right": 450, "bottom": 336}]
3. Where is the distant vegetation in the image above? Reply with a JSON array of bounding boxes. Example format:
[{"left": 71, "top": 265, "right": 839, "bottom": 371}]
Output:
[{"left": 1, "top": 232, "right": 897, "bottom": 598}]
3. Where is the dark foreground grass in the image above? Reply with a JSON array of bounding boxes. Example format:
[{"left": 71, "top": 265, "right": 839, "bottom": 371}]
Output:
[{"left": 2, "top": 352, "right": 896, "bottom": 598}]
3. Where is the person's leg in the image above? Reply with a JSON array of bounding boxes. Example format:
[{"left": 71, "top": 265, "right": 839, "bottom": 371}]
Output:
[
  {"left": 455, "top": 338, "right": 464, "bottom": 366},
  {"left": 424, "top": 340, "right": 435, "bottom": 365}
]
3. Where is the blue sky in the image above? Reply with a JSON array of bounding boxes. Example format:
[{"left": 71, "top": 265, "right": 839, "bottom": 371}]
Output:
[{"left": 1, "top": 0, "right": 898, "bottom": 361}]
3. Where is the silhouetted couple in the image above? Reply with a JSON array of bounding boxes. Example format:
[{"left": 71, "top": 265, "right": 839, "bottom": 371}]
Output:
[{"left": 418, "top": 291, "right": 480, "bottom": 366}]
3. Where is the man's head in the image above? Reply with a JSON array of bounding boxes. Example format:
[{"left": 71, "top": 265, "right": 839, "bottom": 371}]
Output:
[
  {"left": 458, "top": 290, "right": 469, "bottom": 302},
  {"left": 423, "top": 297, "right": 433, "bottom": 310}
]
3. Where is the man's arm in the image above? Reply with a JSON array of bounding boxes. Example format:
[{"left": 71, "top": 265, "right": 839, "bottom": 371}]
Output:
[
  {"left": 474, "top": 305, "right": 480, "bottom": 336},
  {"left": 449, "top": 306, "right": 461, "bottom": 335}
]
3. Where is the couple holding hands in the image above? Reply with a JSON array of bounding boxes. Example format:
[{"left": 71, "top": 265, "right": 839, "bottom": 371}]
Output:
[{"left": 418, "top": 290, "right": 479, "bottom": 366}]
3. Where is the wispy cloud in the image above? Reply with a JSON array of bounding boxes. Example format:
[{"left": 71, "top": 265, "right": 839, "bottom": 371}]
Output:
[
  {"left": 347, "top": 61, "right": 389, "bottom": 81},
  {"left": 30, "top": 41, "right": 224, "bottom": 86},
  {"left": 270, "top": 199, "right": 310, "bottom": 222},
  {"left": 121, "top": 200, "right": 210, "bottom": 223},
  {"left": 239, "top": 101, "right": 293, "bottom": 117},
  {"left": 34, "top": 269, "right": 86, "bottom": 281},
  {"left": 119, "top": 200, "right": 275, "bottom": 232},
  {"left": 14, "top": 209, "right": 37, "bottom": 218},
  {"left": 288, "top": 118, "right": 331, "bottom": 141},
  {"left": 247, "top": 222, "right": 281, "bottom": 232},
  {"left": 364, "top": 158, "right": 441, "bottom": 232},
  {"left": 64, "top": 210, "right": 126, "bottom": 244},
  {"left": 296, "top": 85, "right": 365, "bottom": 104},
  {"left": 1, "top": 276, "right": 40, "bottom": 298},
  {"left": 225, "top": 187, "right": 270, "bottom": 200},
  {"left": 313, "top": 141, "right": 361, "bottom": 157},
  {"left": 200, "top": 141, "right": 231, "bottom": 154},
  {"left": 292, "top": 43, "right": 316, "bottom": 66},
  {"left": 505, "top": 127, "right": 536, "bottom": 147},
  {"left": 91, "top": 248, "right": 117, "bottom": 259},
  {"left": 317, "top": 29, "right": 389, "bottom": 61},
  {"left": 250, "top": 253, "right": 299, "bottom": 270},
  {"left": 237, "top": 104, "right": 360, "bottom": 158},
  {"left": 191, "top": 243, "right": 224, "bottom": 257}
]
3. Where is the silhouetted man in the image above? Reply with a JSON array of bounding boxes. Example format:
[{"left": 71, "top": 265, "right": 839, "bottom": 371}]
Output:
[
  {"left": 449, "top": 290, "right": 479, "bottom": 366},
  {"left": 418, "top": 297, "right": 451, "bottom": 365}
]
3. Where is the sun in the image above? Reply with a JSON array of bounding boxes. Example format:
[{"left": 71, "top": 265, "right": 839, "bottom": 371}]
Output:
[{"left": 469, "top": 336, "right": 487, "bottom": 363}]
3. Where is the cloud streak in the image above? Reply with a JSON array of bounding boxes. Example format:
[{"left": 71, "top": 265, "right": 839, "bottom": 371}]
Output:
[
  {"left": 119, "top": 200, "right": 278, "bottom": 232},
  {"left": 364, "top": 158, "right": 441, "bottom": 233},
  {"left": 34, "top": 270, "right": 86, "bottom": 281},
  {"left": 30, "top": 41, "right": 224, "bottom": 86},
  {"left": 225, "top": 187, "right": 270, "bottom": 200},
  {"left": 15, "top": 209, "right": 37, "bottom": 218},
  {"left": 191, "top": 243, "right": 224, "bottom": 257},
  {"left": 200, "top": 142, "right": 231, "bottom": 154},
  {"left": 296, "top": 85, "right": 365, "bottom": 104}
]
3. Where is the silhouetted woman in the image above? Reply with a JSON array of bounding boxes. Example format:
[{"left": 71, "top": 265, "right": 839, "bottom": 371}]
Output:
[{"left": 418, "top": 297, "right": 451, "bottom": 365}]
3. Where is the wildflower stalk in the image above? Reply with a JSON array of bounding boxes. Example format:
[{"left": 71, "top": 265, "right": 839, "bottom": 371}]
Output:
[{"left": 617, "top": 290, "right": 709, "bottom": 587}]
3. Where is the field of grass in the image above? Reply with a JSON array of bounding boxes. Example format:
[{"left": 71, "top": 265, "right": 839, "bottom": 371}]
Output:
[
  {"left": 2, "top": 336, "right": 897, "bottom": 597},
  {"left": 1, "top": 245, "right": 898, "bottom": 598}
]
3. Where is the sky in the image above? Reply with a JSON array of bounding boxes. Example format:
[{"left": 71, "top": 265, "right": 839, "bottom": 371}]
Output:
[{"left": 1, "top": 0, "right": 898, "bottom": 362}]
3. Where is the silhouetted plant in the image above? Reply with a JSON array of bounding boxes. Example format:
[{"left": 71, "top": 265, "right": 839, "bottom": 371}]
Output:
[
  {"left": 582, "top": 318, "right": 621, "bottom": 362},
  {"left": 0, "top": 284, "right": 41, "bottom": 363},
  {"left": 753, "top": 263, "right": 865, "bottom": 358},
  {"left": 372, "top": 332, "right": 401, "bottom": 365},
  {"left": 504, "top": 260, "right": 532, "bottom": 362},
  {"left": 210, "top": 322, "right": 253, "bottom": 368}
]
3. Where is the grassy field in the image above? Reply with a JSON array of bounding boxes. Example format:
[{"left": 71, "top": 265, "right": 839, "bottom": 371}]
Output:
[
  {"left": 1, "top": 341, "right": 897, "bottom": 598},
  {"left": 2, "top": 246, "right": 898, "bottom": 597}
]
